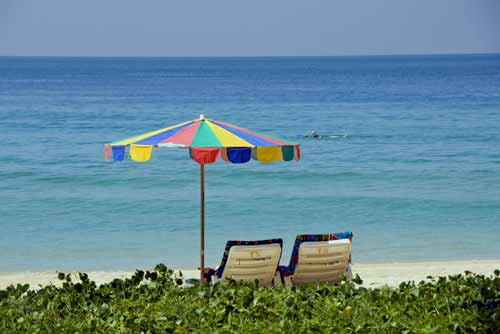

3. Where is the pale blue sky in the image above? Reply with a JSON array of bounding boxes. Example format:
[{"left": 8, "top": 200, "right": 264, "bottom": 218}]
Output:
[{"left": 1, "top": 0, "right": 499, "bottom": 56}]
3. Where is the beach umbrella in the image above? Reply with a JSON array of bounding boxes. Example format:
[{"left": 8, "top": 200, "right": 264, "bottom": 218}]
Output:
[{"left": 105, "top": 115, "right": 300, "bottom": 282}]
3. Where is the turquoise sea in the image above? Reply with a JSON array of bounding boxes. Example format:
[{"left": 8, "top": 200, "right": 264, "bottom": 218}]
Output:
[{"left": 1, "top": 54, "right": 500, "bottom": 272}]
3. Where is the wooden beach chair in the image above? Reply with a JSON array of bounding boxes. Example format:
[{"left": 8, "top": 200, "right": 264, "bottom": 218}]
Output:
[
  {"left": 278, "top": 233, "right": 352, "bottom": 286},
  {"left": 204, "top": 239, "right": 283, "bottom": 287}
]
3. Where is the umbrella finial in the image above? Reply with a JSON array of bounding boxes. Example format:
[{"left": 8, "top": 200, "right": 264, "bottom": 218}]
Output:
[{"left": 199, "top": 114, "right": 205, "bottom": 120}]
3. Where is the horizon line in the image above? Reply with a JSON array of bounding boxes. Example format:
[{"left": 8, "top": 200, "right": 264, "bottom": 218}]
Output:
[{"left": 1, "top": 51, "right": 499, "bottom": 59}]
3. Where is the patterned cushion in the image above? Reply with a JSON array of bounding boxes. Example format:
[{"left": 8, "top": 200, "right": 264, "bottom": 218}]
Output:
[{"left": 204, "top": 238, "right": 283, "bottom": 282}]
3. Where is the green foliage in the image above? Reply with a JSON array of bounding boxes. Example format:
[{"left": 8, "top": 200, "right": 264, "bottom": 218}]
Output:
[{"left": 1, "top": 266, "right": 499, "bottom": 333}]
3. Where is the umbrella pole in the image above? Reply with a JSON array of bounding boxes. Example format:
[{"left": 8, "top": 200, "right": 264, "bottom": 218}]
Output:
[{"left": 200, "top": 163, "right": 205, "bottom": 283}]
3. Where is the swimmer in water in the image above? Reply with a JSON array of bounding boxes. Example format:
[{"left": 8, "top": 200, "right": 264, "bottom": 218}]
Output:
[{"left": 305, "top": 130, "right": 319, "bottom": 138}]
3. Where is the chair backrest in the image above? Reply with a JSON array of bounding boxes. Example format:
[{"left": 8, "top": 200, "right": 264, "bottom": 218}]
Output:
[
  {"left": 292, "top": 239, "right": 351, "bottom": 285},
  {"left": 220, "top": 243, "right": 282, "bottom": 286}
]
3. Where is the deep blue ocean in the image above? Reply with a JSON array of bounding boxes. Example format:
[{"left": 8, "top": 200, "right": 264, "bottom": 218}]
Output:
[{"left": 1, "top": 55, "right": 500, "bottom": 272}]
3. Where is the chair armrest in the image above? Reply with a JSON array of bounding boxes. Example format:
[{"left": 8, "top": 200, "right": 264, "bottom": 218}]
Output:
[
  {"left": 203, "top": 268, "right": 217, "bottom": 283},
  {"left": 277, "top": 265, "right": 293, "bottom": 284}
]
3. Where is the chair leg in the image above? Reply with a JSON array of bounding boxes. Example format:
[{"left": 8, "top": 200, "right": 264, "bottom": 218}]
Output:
[
  {"left": 346, "top": 265, "right": 353, "bottom": 281},
  {"left": 273, "top": 272, "right": 283, "bottom": 287}
]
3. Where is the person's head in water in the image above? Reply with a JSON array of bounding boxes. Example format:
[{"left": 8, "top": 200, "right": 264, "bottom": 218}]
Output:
[{"left": 310, "top": 130, "right": 318, "bottom": 138}]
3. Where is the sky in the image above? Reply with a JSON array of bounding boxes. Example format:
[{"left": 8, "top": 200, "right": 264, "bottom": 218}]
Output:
[{"left": 1, "top": 0, "right": 499, "bottom": 57}]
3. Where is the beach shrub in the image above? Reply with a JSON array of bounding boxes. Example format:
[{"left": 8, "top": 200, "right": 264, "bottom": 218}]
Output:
[{"left": 1, "top": 266, "right": 499, "bottom": 334}]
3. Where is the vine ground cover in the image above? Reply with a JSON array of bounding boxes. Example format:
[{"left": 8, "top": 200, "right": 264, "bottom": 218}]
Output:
[{"left": 1, "top": 265, "right": 499, "bottom": 333}]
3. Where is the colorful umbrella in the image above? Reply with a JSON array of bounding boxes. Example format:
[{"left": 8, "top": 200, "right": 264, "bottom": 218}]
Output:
[{"left": 105, "top": 115, "right": 300, "bottom": 282}]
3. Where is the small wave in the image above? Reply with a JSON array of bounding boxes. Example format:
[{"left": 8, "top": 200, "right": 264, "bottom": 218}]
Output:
[{"left": 0, "top": 171, "right": 35, "bottom": 178}]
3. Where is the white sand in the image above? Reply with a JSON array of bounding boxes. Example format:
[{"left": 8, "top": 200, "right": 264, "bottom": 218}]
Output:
[
  {"left": 353, "top": 259, "right": 500, "bottom": 287},
  {"left": 1, "top": 259, "right": 499, "bottom": 290}
]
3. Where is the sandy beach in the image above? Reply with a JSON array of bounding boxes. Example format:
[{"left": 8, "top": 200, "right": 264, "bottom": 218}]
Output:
[{"left": 2, "top": 259, "right": 499, "bottom": 290}]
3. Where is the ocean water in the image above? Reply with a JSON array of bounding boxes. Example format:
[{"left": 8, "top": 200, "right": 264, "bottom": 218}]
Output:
[{"left": 1, "top": 55, "right": 500, "bottom": 272}]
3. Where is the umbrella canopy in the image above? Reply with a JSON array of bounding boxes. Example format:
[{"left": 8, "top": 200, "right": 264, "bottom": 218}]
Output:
[
  {"left": 106, "top": 115, "right": 300, "bottom": 164},
  {"left": 105, "top": 115, "right": 300, "bottom": 282}
]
